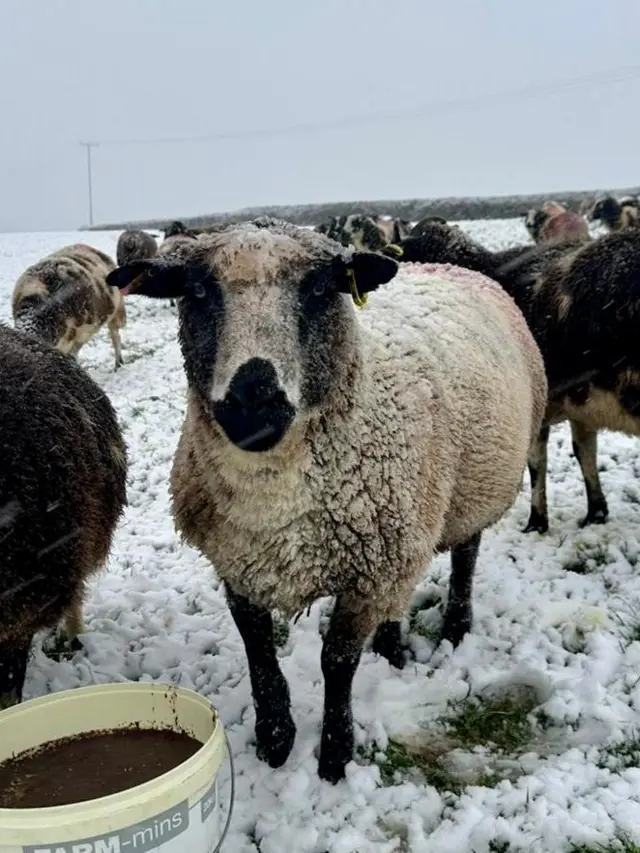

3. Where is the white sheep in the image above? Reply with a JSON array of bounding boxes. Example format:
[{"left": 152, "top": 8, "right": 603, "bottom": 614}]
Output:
[{"left": 107, "top": 218, "right": 547, "bottom": 783}]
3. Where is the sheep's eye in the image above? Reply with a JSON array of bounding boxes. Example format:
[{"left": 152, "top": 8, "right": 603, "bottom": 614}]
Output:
[
  {"left": 312, "top": 281, "right": 326, "bottom": 297},
  {"left": 189, "top": 281, "right": 207, "bottom": 299}
]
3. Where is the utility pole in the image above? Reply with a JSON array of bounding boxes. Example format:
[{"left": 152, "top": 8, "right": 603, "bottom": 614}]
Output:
[{"left": 79, "top": 141, "right": 98, "bottom": 227}]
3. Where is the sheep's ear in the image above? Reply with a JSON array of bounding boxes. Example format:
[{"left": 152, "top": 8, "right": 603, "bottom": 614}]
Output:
[
  {"left": 106, "top": 259, "right": 186, "bottom": 298},
  {"left": 340, "top": 252, "right": 398, "bottom": 297}
]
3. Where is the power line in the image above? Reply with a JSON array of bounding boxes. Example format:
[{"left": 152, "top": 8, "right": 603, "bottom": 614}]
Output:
[
  {"left": 87, "top": 65, "right": 640, "bottom": 148},
  {"left": 78, "top": 64, "right": 640, "bottom": 224}
]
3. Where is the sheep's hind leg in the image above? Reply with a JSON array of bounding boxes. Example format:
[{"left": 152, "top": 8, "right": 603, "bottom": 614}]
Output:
[
  {"left": 570, "top": 421, "right": 608, "bottom": 526},
  {"left": 319, "top": 593, "right": 376, "bottom": 783},
  {"left": 108, "top": 319, "right": 124, "bottom": 370},
  {"left": 372, "top": 620, "right": 406, "bottom": 669},
  {"left": 440, "top": 530, "right": 482, "bottom": 648},
  {"left": 225, "top": 584, "right": 296, "bottom": 769},
  {"left": 524, "top": 425, "right": 550, "bottom": 533},
  {"left": 61, "top": 598, "right": 85, "bottom": 653},
  {"left": 0, "top": 638, "right": 31, "bottom": 708}
]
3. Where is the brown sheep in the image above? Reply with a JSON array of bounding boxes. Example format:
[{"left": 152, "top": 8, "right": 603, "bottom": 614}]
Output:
[
  {"left": 12, "top": 243, "right": 126, "bottom": 370},
  {"left": 399, "top": 220, "right": 640, "bottom": 533},
  {"left": 116, "top": 229, "right": 158, "bottom": 266},
  {"left": 0, "top": 324, "right": 127, "bottom": 706},
  {"left": 524, "top": 202, "right": 590, "bottom": 245}
]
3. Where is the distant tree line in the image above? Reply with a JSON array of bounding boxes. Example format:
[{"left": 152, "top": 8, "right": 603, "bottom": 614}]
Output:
[{"left": 86, "top": 185, "right": 640, "bottom": 231}]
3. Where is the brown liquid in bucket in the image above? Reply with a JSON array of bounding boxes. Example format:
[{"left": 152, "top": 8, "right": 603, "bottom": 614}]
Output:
[{"left": 0, "top": 726, "right": 202, "bottom": 808}]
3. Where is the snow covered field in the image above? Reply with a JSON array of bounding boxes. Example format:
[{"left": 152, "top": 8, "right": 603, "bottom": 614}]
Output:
[{"left": 2, "top": 218, "right": 640, "bottom": 853}]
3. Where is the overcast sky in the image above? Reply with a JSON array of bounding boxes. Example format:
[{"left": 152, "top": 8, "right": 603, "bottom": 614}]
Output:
[{"left": 1, "top": 0, "right": 639, "bottom": 231}]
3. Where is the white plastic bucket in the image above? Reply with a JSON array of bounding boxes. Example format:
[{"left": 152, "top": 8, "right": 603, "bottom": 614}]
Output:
[{"left": 0, "top": 683, "right": 234, "bottom": 853}]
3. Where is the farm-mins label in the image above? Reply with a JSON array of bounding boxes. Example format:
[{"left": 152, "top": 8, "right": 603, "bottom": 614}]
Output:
[
  {"left": 23, "top": 800, "right": 187, "bottom": 853},
  {"left": 20, "top": 772, "right": 220, "bottom": 853}
]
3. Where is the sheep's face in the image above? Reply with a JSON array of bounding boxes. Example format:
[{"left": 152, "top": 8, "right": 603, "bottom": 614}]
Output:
[
  {"left": 164, "top": 220, "right": 187, "bottom": 238},
  {"left": 107, "top": 219, "right": 397, "bottom": 453},
  {"left": 589, "top": 196, "right": 620, "bottom": 225},
  {"left": 524, "top": 209, "right": 549, "bottom": 243},
  {"left": 317, "top": 215, "right": 402, "bottom": 257}
]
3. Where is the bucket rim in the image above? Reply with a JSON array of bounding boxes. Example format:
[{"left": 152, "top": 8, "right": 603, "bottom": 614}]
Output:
[{"left": 0, "top": 682, "right": 227, "bottom": 841}]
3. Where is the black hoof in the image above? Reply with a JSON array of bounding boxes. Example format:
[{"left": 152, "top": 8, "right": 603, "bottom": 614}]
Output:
[
  {"left": 318, "top": 743, "right": 353, "bottom": 785},
  {"left": 579, "top": 505, "right": 608, "bottom": 528},
  {"left": 69, "top": 636, "right": 84, "bottom": 653},
  {"left": 524, "top": 509, "right": 549, "bottom": 534},
  {"left": 255, "top": 714, "right": 296, "bottom": 768},
  {"left": 372, "top": 621, "right": 406, "bottom": 670},
  {"left": 440, "top": 607, "right": 472, "bottom": 648},
  {"left": 318, "top": 753, "right": 348, "bottom": 784}
]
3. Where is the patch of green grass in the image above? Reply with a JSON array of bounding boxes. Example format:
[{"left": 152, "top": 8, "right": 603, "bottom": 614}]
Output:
[
  {"left": 443, "top": 691, "right": 538, "bottom": 754},
  {"left": 366, "top": 737, "right": 503, "bottom": 795},
  {"left": 371, "top": 739, "right": 463, "bottom": 793},
  {"left": 568, "top": 836, "right": 640, "bottom": 853},
  {"left": 367, "top": 687, "right": 544, "bottom": 795},
  {"left": 487, "top": 842, "right": 512, "bottom": 853},
  {"left": 615, "top": 600, "right": 640, "bottom": 647},
  {"left": 562, "top": 542, "right": 611, "bottom": 575},
  {"left": 598, "top": 736, "right": 640, "bottom": 771}
]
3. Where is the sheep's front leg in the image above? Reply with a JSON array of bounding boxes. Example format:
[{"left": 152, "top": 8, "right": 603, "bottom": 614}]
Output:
[
  {"left": 441, "top": 530, "right": 482, "bottom": 648},
  {"left": 0, "top": 638, "right": 31, "bottom": 708},
  {"left": 319, "top": 594, "right": 374, "bottom": 783},
  {"left": 225, "top": 584, "right": 296, "bottom": 768},
  {"left": 524, "top": 425, "right": 550, "bottom": 533},
  {"left": 570, "top": 421, "right": 608, "bottom": 526}
]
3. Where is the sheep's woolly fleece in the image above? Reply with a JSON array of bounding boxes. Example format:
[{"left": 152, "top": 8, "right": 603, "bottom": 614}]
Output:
[{"left": 1, "top": 218, "right": 639, "bottom": 852}]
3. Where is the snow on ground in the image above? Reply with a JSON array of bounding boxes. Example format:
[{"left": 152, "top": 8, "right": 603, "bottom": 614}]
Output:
[{"left": 1, "top": 220, "right": 638, "bottom": 853}]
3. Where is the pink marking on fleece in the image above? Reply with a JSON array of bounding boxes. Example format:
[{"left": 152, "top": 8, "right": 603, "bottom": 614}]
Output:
[
  {"left": 400, "top": 261, "right": 539, "bottom": 362},
  {"left": 540, "top": 210, "right": 589, "bottom": 242}
]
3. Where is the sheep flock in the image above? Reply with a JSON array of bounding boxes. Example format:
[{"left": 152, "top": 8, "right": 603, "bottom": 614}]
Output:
[{"left": 2, "top": 190, "right": 640, "bottom": 850}]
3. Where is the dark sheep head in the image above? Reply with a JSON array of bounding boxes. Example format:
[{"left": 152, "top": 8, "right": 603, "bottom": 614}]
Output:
[
  {"left": 524, "top": 208, "right": 550, "bottom": 243},
  {"left": 397, "top": 220, "right": 482, "bottom": 265},
  {"left": 588, "top": 196, "right": 621, "bottom": 226},
  {"left": 107, "top": 218, "right": 398, "bottom": 454},
  {"left": 410, "top": 215, "right": 448, "bottom": 237},
  {"left": 164, "top": 220, "right": 188, "bottom": 238}
]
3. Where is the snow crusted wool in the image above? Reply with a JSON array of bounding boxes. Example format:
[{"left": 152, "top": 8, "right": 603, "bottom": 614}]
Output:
[{"left": 107, "top": 218, "right": 547, "bottom": 783}]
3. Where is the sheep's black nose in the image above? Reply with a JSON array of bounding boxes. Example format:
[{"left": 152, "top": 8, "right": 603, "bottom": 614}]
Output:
[{"left": 227, "top": 358, "right": 280, "bottom": 409}]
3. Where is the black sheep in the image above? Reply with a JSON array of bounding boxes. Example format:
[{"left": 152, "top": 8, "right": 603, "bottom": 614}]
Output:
[
  {"left": 400, "top": 221, "right": 640, "bottom": 533},
  {"left": 0, "top": 325, "right": 127, "bottom": 705}
]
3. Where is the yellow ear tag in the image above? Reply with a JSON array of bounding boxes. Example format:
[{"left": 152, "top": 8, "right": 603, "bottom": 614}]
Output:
[
  {"left": 387, "top": 243, "right": 404, "bottom": 258},
  {"left": 347, "top": 267, "right": 368, "bottom": 308}
]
